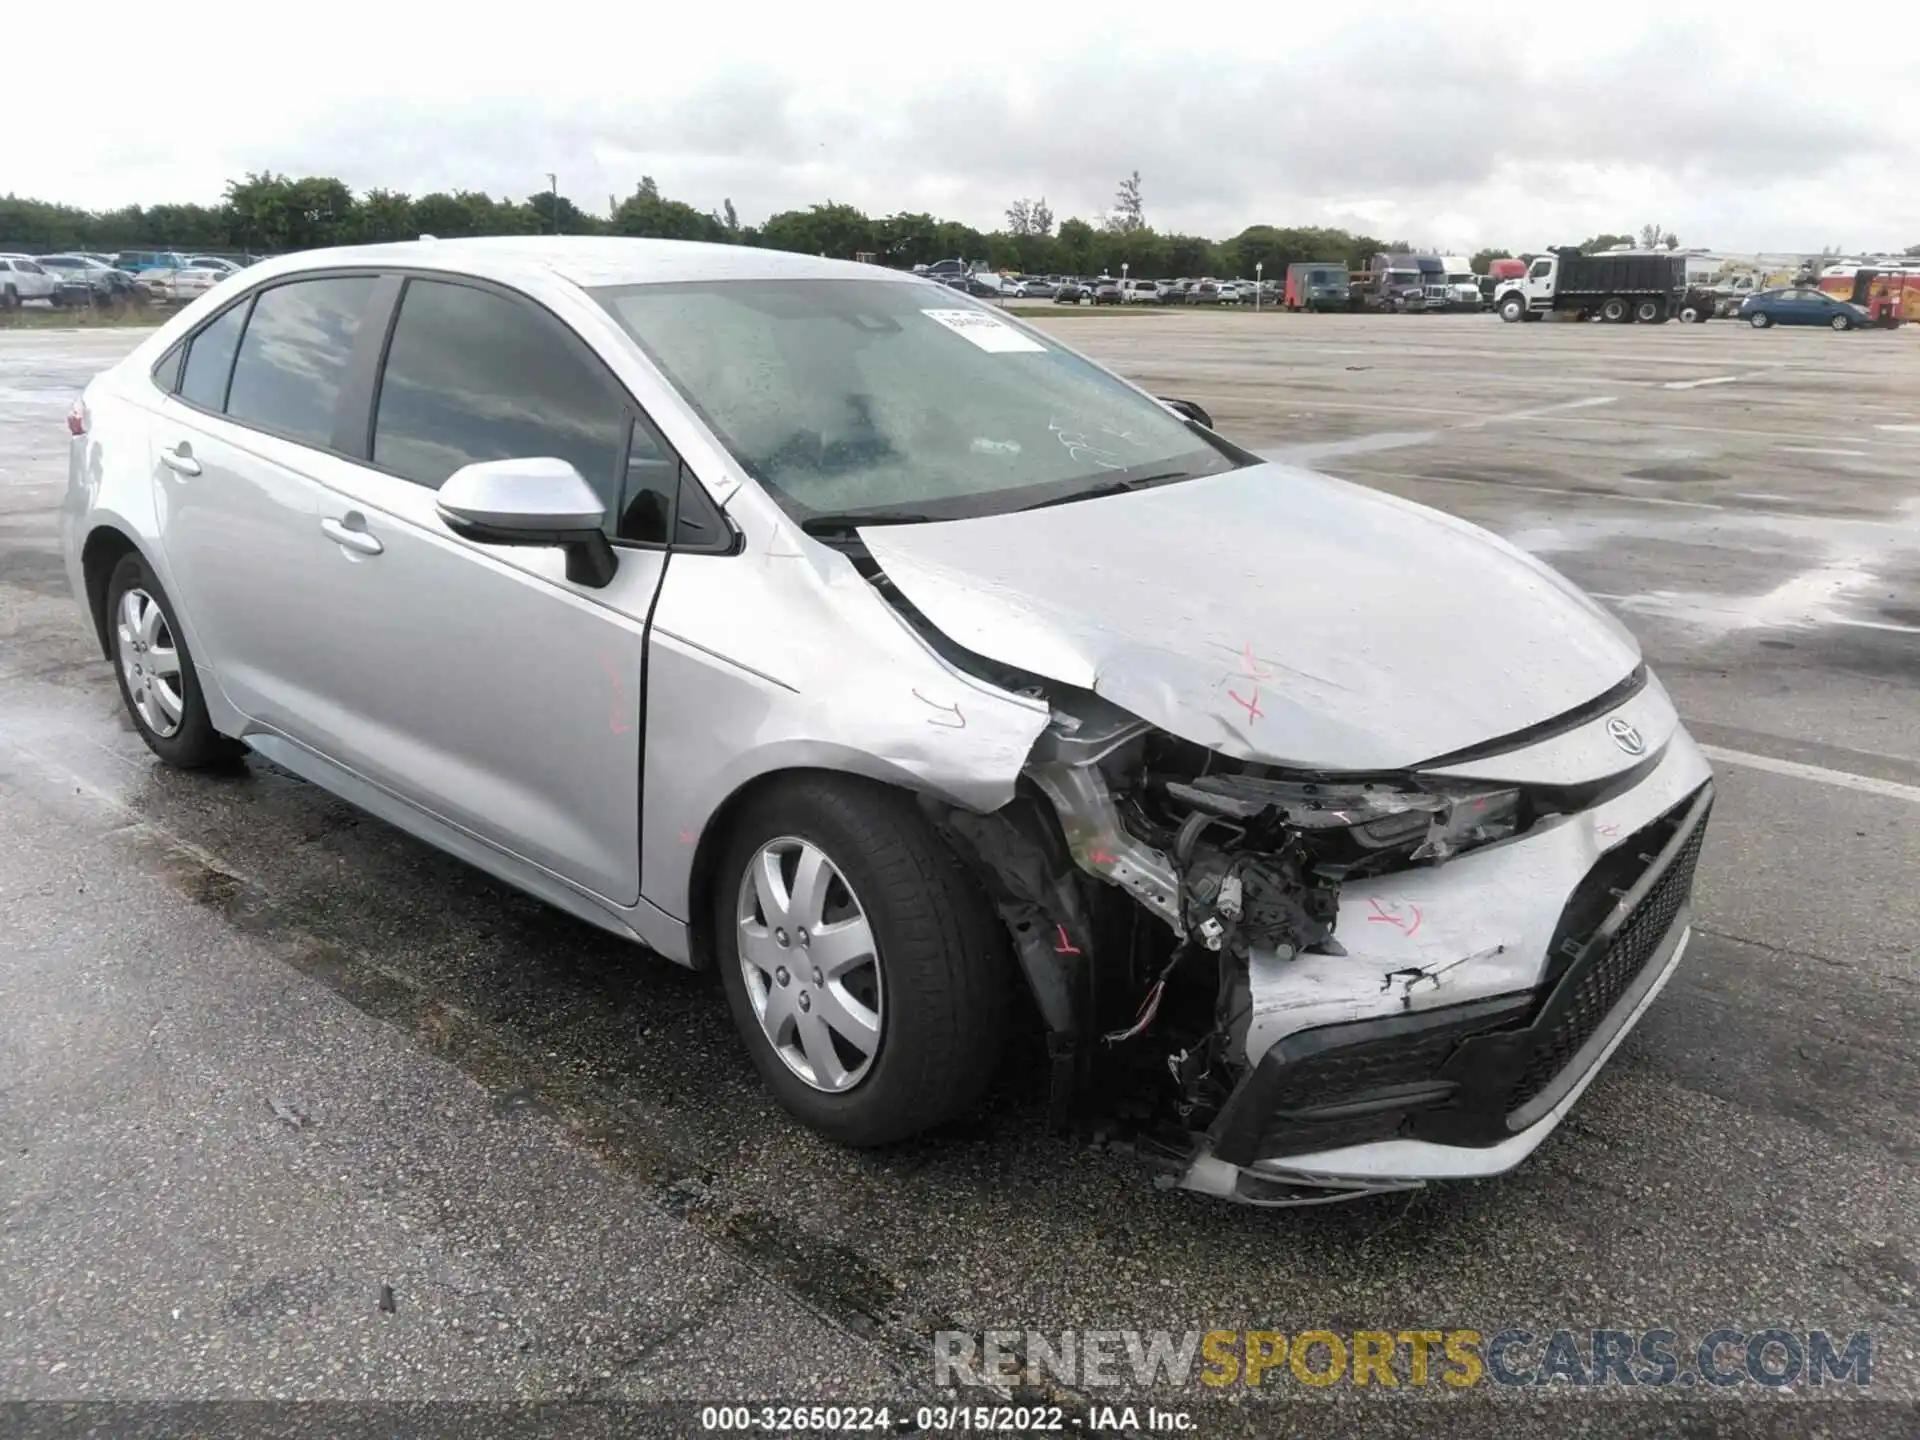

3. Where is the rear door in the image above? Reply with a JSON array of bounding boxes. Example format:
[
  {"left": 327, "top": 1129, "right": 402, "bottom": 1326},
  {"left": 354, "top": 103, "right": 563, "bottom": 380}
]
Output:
[
  {"left": 277, "top": 274, "right": 681, "bottom": 904},
  {"left": 149, "top": 274, "right": 381, "bottom": 730}
]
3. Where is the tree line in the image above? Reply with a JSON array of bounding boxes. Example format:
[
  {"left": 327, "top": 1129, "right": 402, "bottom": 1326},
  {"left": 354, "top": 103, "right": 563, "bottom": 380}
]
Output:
[
  {"left": 18, "top": 171, "right": 1897, "bottom": 277},
  {"left": 2, "top": 171, "right": 1426, "bottom": 279}
]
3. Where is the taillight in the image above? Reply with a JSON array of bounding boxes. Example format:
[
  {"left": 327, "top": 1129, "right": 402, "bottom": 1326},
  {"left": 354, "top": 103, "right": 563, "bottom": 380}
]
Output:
[{"left": 67, "top": 400, "right": 87, "bottom": 437}]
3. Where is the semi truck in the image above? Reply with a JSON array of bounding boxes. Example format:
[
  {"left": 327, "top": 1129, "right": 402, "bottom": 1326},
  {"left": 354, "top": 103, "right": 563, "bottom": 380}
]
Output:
[
  {"left": 1440, "top": 255, "right": 1482, "bottom": 310},
  {"left": 1364, "top": 253, "right": 1446, "bottom": 311},
  {"left": 1493, "top": 248, "right": 1704, "bottom": 323}
]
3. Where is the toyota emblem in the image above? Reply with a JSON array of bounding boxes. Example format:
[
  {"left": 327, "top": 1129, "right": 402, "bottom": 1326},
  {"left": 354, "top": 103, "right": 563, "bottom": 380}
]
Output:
[{"left": 1606, "top": 716, "right": 1647, "bottom": 756}]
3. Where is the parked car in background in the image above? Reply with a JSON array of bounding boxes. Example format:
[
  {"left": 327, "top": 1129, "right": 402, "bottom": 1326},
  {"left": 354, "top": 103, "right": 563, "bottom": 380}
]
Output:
[
  {"left": 1154, "top": 280, "right": 1185, "bottom": 304},
  {"left": 113, "top": 250, "right": 190, "bottom": 275},
  {"left": 155, "top": 266, "right": 226, "bottom": 303},
  {"left": 1091, "top": 278, "right": 1123, "bottom": 304},
  {"left": 1121, "top": 279, "right": 1158, "bottom": 304},
  {"left": 1187, "top": 278, "right": 1221, "bottom": 304},
  {"left": 1, "top": 255, "right": 62, "bottom": 308},
  {"left": 186, "top": 256, "right": 242, "bottom": 276},
  {"left": 32, "top": 255, "right": 110, "bottom": 305},
  {"left": 1740, "top": 288, "right": 1870, "bottom": 330},
  {"left": 1217, "top": 281, "right": 1245, "bottom": 304},
  {"left": 1011, "top": 277, "right": 1056, "bottom": 298},
  {"left": 1052, "top": 280, "right": 1087, "bottom": 304}
]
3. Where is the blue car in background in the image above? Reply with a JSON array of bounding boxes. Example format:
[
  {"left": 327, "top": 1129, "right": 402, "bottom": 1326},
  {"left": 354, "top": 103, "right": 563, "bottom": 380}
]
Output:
[{"left": 1740, "top": 287, "right": 1870, "bottom": 330}]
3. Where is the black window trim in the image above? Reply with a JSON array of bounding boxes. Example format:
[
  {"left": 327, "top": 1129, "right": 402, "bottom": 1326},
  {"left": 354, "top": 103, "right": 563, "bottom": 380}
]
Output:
[{"left": 354, "top": 268, "right": 737, "bottom": 557}]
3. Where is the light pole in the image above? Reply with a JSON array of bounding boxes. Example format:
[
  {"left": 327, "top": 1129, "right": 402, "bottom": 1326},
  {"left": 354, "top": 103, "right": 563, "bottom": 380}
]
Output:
[
  {"left": 1256, "top": 260, "right": 1264, "bottom": 311},
  {"left": 1121, "top": 261, "right": 1129, "bottom": 300},
  {"left": 546, "top": 173, "right": 559, "bottom": 234}
]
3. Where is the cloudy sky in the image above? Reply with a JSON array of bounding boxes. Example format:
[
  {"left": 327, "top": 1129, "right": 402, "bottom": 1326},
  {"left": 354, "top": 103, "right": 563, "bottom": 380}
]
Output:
[{"left": 9, "top": 1, "right": 1916, "bottom": 254}]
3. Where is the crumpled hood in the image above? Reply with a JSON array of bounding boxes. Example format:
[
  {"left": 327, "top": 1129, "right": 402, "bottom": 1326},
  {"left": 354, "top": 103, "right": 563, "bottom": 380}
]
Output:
[{"left": 860, "top": 462, "right": 1642, "bottom": 771}]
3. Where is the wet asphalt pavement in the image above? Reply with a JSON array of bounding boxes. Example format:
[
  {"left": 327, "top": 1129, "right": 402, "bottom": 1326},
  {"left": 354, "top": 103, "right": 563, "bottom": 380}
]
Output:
[{"left": 2, "top": 316, "right": 1917, "bottom": 1435}]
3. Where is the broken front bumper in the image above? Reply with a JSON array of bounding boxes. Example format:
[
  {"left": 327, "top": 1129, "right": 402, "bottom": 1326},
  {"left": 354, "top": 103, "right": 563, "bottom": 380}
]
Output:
[{"left": 1179, "top": 723, "right": 1713, "bottom": 1205}]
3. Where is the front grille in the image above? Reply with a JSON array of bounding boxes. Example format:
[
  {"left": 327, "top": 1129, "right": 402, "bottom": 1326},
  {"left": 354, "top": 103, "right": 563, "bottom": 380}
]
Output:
[{"left": 1507, "top": 811, "right": 1707, "bottom": 1108}]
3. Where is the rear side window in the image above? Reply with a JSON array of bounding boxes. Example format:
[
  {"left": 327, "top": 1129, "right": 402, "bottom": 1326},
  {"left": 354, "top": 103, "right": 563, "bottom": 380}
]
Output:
[
  {"left": 178, "top": 300, "right": 249, "bottom": 410},
  {"left": 225, "top": 276, "right": 377, "bottom": 448},
  {"left": 370, "top": 278, "right": 627, "bottom": 504}
]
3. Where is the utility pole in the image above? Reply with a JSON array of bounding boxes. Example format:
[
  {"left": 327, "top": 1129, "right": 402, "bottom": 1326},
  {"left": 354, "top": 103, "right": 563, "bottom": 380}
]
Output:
[{"left": 547, "top": 173, "right": 559, "bottom": 234}]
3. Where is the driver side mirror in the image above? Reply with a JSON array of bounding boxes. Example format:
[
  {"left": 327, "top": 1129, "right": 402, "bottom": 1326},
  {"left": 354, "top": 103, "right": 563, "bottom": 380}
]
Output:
[
  {"left": 1160, "top": 396, "right": 1214, "bottom": 430},
  {"left": 437, "top": 458, "right": 617, "bottom": 588}
]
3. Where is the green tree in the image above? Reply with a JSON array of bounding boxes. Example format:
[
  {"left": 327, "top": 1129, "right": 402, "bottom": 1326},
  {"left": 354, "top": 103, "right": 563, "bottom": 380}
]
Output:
[
  {"left": 359, "top": 189, "right": 416, "bottom": 243},
  {"left": 614, "top": 177, "right": 727, "bottom": 242},
  {"left": 1469, "top": 248, "right": 1511, "bottom": 274},
  {"left": 1579, "top": 232, "right": 1634, "bottom": 253},
  {"left": 1107, "top": 170, "right": 1146, "bottom": 233},
  {"left": 1054, "top": 217, "right": 1097, "bottom": 274},
  {"left": 758, "top": 202, "right": 875, "bottom": 258}
]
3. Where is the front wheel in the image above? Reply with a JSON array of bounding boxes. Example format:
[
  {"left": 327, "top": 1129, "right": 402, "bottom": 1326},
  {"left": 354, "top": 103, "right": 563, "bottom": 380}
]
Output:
[
  {"left": 1750, "top": 312, "right": 1772, "bottom": 328},
  {"left": 1830, "top": 314, "right": 1852, "bottom": 331},
  {"left": 714, "top": 776, "right": 1011, "bottom": 1146},
  {"left": 1677, "top": 302, "right": 1705, "bottom": 323},
  {"left": 1499, "top": 295, "right": 1526, "bottom": 323}
]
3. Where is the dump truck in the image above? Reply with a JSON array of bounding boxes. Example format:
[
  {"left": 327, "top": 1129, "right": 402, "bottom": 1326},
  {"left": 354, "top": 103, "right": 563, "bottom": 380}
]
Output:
[{"left": 1494, "top": 248, "right": 1698, "bottom": 323}]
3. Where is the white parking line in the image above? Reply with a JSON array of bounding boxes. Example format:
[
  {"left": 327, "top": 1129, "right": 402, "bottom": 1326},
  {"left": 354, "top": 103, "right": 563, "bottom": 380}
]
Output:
[
  {"left": 1874, "top": 423, "right": 1920, "bottom": 433},
  {"left": 1663, "top": 376, "right": 1740, "bottom": 390},
  {"left": 1699, "top": 744, "right": 1920, "bottom": 805}
]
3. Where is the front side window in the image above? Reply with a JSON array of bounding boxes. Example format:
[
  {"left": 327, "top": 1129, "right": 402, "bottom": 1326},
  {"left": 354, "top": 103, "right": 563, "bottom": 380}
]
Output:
[
  {"left": 178, "top": 299, "right": 250, "bottom": 411},
  {"left": 594, "top": 278, "right": 1241, "bottom": 523},
  {"left": 371, "top": 279, "right": 627, "bottom": 507},
  {"left": 225, "top": 276, "right": 377, "bottom": 447},
  {"left": 1529, "top": 260, "right": 1552, "bottom": 280}
]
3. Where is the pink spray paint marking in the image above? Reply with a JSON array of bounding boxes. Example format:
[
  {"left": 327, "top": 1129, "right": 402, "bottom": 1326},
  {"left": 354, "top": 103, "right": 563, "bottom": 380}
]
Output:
[
  {"left": 1053, "top": 924, "right": 1081, "bottom": 956},
  {"left": 1365, "top": 897, "right": 1423, "bottom": 937},
  {"left": 598, "top": 653, "right": 634, "bottom": 735},
  {"left": 1227, "top": 685, "right": 1264, "bottom": 724},
  {"left": 1087, "top": 847, "right": 1118, "bottom": 866}
]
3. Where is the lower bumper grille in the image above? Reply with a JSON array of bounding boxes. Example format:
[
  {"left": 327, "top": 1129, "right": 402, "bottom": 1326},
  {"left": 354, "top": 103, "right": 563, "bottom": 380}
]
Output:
[{"left": 1209, "top": 783, "right": 1712, "bottom": 1165}]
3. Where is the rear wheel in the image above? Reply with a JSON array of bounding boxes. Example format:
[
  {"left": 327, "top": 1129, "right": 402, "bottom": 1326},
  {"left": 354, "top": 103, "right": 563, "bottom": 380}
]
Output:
[
  {"left": 1750, "top": 312, "right": 1772, "bottom": 328},
  {"left": 2, "top": 285, "right": 17, "bottom": 311},
  {"left": 1634, "top": 299, "right": 1665, "bottom": 323},
  {"left": 714, "top": 775, "right": 1012, "bottom": 1146},
  {"left": 104, "top": 553, "right": 244, "bottom": 769},
  {"left": 1600, "top": 296, "right": 1629, "bottom": 323}
]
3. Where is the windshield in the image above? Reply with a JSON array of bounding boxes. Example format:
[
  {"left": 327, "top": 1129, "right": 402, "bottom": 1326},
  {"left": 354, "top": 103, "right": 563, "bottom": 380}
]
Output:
[
  {"left": 594, "top": 278, "right": 1242, "bottom": 522},
  {"left": 1386, "top": 269, "right": 1419, "bottom": 284}
]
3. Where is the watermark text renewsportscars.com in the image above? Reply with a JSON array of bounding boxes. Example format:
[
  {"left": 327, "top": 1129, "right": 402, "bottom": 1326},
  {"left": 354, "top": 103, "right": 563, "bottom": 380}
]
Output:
[{"left": 936, "top": 1327, "right": 1874, "bottom": 1391}]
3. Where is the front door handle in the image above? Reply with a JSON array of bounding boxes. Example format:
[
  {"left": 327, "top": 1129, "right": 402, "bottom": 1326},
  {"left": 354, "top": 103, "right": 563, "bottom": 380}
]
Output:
[
  {"left": 159, "top": 442, "right": 201, "bottom": 476},
  {"left": 321, "top": 515, "right": 384, "bottom": 556}
]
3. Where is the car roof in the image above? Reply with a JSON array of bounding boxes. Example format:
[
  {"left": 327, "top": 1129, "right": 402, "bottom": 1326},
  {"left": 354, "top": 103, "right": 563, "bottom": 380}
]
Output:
[{"left": 235, "top": 235, "right": 916, "bottom": 290}]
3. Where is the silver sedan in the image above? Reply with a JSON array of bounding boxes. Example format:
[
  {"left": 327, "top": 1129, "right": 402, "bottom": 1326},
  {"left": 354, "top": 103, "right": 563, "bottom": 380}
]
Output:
[{"left": 61, "top": 237, "right": 1711, "bottom": 1204}]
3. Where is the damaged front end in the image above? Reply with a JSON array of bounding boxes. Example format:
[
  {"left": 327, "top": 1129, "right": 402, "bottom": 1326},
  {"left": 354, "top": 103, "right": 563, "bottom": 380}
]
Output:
[{"left": 928, "top": 686, "right": 1713, "bottom": 1207}]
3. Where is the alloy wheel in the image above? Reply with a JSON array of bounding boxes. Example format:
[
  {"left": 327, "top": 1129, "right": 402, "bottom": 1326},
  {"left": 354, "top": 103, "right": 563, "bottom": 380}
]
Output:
[
  {"left": 735, "top": 836, "right": 884, "bottom": 1093},
  {"left": 115, "top": 587, "right": 185, "bottom": 738}
]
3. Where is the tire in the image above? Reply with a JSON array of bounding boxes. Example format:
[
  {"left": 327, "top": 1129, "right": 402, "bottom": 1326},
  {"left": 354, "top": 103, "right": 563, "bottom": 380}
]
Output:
[
  {"left": 1600, "top": 297, "right": 1629, "bottom": 323},
  {"left": 1749, "top": 312, "right": 1772, "bottom": 328},
  {"left": 1499, "top": 295, "right": 1526, "bottom": 323},
  {"left": 1634, "top": 299, "right": 1665, "bottom": 323},
  {"left": 104, "top": 552, "right": 244, "bottom": 769},
  {"left": 1830, "top": 314, "right": 1852, "bottom": 331},
  {"left": 1677, "top": 303, "right": 1704, "bottom": 324},
  {"left": 2, "top": 285, "right": 17, "bottom": 311},
  {"left": 714, "top": 775, "right": 1011, "bottom": 1147}
]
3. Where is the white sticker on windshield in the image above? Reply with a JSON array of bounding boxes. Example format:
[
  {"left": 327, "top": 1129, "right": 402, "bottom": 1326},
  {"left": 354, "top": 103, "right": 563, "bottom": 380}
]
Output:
[{"left": 921, "top": 308, "right": 1047, "bottom": 353}]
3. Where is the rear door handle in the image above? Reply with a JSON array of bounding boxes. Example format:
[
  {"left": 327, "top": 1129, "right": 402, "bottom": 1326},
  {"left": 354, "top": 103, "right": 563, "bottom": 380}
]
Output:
[
  {"left": 159, "top": 442, "right": 201, "bottom": 476},
  {"left": 321, "top": 515, "right": 384, "bottom": 556}
]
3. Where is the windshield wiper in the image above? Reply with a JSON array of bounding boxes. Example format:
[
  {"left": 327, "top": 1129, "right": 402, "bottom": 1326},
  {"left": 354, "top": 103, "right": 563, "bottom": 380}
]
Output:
[
  {"left": 799, "top": 510, "right": 939, "bottom": 536},
  {"left": 1017, "top": 472, "right": 1192, "bottom": 512}
]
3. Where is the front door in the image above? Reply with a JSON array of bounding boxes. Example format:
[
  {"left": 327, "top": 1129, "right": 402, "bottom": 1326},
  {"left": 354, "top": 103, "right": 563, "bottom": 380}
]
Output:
[{"left": 281, "top": 275, "right": 674, "bottom": 905}]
